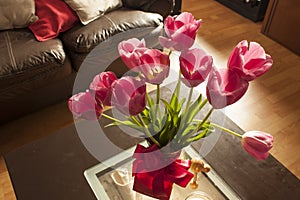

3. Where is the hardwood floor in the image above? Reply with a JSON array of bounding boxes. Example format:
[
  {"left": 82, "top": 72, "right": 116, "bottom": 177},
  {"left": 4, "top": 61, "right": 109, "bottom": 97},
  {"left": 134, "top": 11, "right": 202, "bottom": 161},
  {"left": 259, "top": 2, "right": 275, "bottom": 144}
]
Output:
[
  {"left": 0, "top": 0, "right": 299, "bottom": 199},
  {"left": 182, "top": 0, "right": 300, "bottom": 179}
]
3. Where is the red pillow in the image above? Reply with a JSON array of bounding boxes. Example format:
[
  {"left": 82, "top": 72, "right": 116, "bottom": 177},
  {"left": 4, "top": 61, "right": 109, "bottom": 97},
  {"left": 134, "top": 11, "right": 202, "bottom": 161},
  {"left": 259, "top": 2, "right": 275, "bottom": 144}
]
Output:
[{"left": 29, "top": 0, "right": 79, "bottom": 41}]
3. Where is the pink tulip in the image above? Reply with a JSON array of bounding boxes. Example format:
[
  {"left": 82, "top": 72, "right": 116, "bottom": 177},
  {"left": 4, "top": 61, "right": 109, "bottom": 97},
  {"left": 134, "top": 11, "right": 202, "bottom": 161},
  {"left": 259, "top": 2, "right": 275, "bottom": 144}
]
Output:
[
  {"left": 179, "top": 48, "right": 213, "bottom": 87},
  {"left": 118, "top": 38, "right": 147, "bottom": 71},
  {"left": 242, "top": 131, "right": 274, "bottom": 160},
  {"left": 89, "top": 72, "right": 118, "bottom": 106},
  {"left": 140, "top": 49, "right": 170, "bottom": 84},
  {"left": 111, "top": 76, "right": 146, "bottom": 116},
  {"left": 227, "top": 40, "right": 273, "bottom": 81},
  {"left": 206, "top": 68, "right": 249, "bottom": 109},
  {"left": 68, "top": 90, "right": 103, "bottom": 120},
  {"left": 159, "top": 12, "right": 202, "bottom": 51}
]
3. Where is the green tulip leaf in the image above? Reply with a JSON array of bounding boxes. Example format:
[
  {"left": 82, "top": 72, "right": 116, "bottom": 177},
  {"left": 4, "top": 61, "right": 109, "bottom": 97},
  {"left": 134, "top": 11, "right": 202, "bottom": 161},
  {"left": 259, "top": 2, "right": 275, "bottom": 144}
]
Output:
[
  {"left": 105, "top": 121, "right": 144, "bottom": 132},
  {"left": 187, "top": 127, "right": 212, "bottom": 143},
  {"left": 170, "top": 81, "right": 181, "bottom": 109},
  {"left": 178, "top": 123, "right": 198, "bottom": 139}
]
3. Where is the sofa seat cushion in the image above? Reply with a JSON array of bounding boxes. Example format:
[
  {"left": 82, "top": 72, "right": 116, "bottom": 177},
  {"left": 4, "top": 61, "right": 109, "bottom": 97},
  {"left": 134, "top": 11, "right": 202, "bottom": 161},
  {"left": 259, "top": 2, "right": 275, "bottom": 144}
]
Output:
[
  {"left": 0, "top": 29, "right": 67, "bottom": 89},
  {"left": 60, "top": 8, "right": 163, "bottom": 53}
]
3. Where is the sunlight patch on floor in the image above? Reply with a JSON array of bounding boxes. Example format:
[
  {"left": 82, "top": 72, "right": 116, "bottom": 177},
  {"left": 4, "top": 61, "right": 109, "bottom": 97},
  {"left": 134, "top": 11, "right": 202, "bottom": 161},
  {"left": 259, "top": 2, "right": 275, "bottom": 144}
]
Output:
[{"left": 195, "top": 36, "right": 228, "bottom": 69}]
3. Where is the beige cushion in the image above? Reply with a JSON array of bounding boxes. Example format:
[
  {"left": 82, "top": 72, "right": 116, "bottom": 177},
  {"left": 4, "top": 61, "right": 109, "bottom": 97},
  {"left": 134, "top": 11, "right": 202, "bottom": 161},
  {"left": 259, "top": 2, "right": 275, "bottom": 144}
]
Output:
[
  {"left": 63, "top": 0, "right": 122, "bottom": 25},
  {"left": 0, "top": 0, "right": 38, "bottom": 30}
]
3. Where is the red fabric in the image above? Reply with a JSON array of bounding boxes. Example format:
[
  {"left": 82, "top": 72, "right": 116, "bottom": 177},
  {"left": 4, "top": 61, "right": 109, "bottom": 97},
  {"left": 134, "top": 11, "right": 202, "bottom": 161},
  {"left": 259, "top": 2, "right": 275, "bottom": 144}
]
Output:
[
  {"left": 132, "top": 144, "right": 193, "bottom": 200},
  {"left": 29, "top": 0, "right": 79, "bottom": 41}
]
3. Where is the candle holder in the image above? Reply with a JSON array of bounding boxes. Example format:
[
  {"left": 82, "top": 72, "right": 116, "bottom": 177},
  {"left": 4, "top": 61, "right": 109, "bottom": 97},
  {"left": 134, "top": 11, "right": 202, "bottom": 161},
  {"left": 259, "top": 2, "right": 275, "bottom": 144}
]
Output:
[{"left": 185, "top": 191, "right": 213, "bottom": 200}]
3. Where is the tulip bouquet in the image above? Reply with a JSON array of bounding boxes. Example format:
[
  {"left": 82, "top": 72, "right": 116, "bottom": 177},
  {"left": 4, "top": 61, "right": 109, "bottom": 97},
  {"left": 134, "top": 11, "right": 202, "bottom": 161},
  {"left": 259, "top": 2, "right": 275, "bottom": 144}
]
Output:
[{"left": 68, "top": 12, "right": 274, "bottom": 200}]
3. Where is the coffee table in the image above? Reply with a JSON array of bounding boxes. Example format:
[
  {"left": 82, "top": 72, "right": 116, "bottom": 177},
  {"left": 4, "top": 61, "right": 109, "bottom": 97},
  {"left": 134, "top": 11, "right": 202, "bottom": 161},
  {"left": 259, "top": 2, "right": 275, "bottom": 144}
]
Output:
[{"left": 4, "top": 109, "right": 300, "bottom": 200}]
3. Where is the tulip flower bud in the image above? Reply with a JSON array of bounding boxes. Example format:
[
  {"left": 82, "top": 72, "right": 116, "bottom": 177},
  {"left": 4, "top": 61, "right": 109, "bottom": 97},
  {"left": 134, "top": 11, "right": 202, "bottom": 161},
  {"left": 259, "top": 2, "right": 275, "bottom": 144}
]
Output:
[
  {"left": 180, "top": 48, "right": 213, "bottom": 87},
  {"left": 89, "top": 71, "right": 118, "bottom": 106},
  {"left": 118, "top": 38, "right": 147, "bottom": 71},
  {"left": 111, "top": 76, "right": 146, "bottom": 116},
  {"left": 68, "top": 90, "right": 103, "bottom": 120},
  {"left": 206, "top": 68, "right": 249, "bottom": 109},
  {"left": 227, "top": 40, "right": 273, "bottom": 81},
  {"left": 242, "top": 131, "right": 274, "bottom": 160},
  {"left": 159, "top": 12, "right": 202, "bottom": 51},
  {"left": 140, "top": 49, "right": 170, "bottom": 85}
]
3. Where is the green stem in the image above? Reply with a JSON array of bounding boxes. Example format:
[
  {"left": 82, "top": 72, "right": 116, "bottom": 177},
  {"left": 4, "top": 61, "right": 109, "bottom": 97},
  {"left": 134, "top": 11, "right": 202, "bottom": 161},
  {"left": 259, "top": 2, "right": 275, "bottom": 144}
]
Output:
[
  {"left": 176, "top": 71, "right": 181, "bottom": 99},
  {"left": 179, "top": 87, "right": 194, "bottom": 132},
  {"left": 156, "top": 84, "right": 160, "bottom": 105},
  {"left": 185, "top": 87, "right": 193, "bottom": 111},
  {"left": 101, "top": 113, "right": 124, "bottom": 124},
  {"left": 168, "top": 50, "right": 172, "bottom": 57},
  {"left": 197, "top": 108, "right": 214, "bottom": 131},
  {"left": 194, "top": 119, "right": 243, "bottom": 138},
  {"left": 169, "top": 70, "right": 181, "bottom": 106},
  {"left": 137, "top": 114, "right": 161, "bottom": 147},
  {"left": 146, "top": 93, "right": 152, "bottom": 106},
  {"left": 210, "top": 122, "right": 243, "bottom": 138},
  {"left": 155, "top": 84, "right": 162, "bottom": 121},
  {"left": 131, "top": 116, "right": 142, "bottom": 126}
]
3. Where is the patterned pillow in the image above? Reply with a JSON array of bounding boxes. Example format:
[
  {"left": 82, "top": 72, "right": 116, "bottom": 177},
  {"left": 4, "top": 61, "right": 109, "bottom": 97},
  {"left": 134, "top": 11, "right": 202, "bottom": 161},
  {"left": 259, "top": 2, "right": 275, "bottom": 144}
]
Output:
[{"left": 63, "top": 0, "right": 123, "bottom": 25}]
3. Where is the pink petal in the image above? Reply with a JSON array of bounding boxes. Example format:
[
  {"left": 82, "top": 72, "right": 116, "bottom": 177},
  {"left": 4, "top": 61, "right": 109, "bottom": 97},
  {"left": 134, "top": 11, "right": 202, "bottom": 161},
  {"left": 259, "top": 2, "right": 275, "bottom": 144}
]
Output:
[
  {"left": 158, "top": 36, "right": 175, "bottom": 49},
  {"left": 206, "top": 68, "right": 249, "bottom": 109}
]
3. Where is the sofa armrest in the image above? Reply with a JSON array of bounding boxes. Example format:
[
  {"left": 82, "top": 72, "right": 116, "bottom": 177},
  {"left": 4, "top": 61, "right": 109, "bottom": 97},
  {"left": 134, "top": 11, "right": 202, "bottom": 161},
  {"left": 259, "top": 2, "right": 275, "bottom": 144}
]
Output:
[{"left": 122, "top": 0, "right": 181, "bottom": 18}]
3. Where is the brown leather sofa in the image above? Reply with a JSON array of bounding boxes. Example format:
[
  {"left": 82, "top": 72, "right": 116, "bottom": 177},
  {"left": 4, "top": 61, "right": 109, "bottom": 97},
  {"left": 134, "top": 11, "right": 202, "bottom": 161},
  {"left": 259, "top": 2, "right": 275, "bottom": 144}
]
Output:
[{"left": 0, "top": 0, "right": 181, "bottom": 125}]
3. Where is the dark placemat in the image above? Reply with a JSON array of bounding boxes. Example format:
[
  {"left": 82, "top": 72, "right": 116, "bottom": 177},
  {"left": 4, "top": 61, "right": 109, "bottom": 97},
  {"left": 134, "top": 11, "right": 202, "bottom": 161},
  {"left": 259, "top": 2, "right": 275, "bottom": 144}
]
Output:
[
  {"left": 4, "top": 84, "right": 300, "bottom": 199},
  {"left": 192, "top": 110, "right": 300, "bottom": 200},
  {"left": 4, "top": 125, "right": 98, "bottom": 200},
  {"left": 4, "top": 116, "right": 142, "bottom": 200}
]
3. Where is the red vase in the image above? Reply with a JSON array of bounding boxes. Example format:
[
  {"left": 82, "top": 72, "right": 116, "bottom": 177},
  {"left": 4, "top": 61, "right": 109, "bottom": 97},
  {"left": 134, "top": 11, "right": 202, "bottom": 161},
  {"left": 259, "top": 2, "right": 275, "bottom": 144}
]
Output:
[{"left": 132, "top": 144, "right": 193, "bottom": 200}]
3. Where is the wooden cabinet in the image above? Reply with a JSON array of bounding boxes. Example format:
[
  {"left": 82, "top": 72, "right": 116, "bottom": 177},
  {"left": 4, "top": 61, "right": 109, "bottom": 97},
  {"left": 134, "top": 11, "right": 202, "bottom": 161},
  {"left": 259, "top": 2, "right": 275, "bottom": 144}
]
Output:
[
  {"left": 216, "top": 0, "right": 269, "bottom": 22},
  {"left": 262, "top": 0, "right": 300, "bottom": 55}
]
